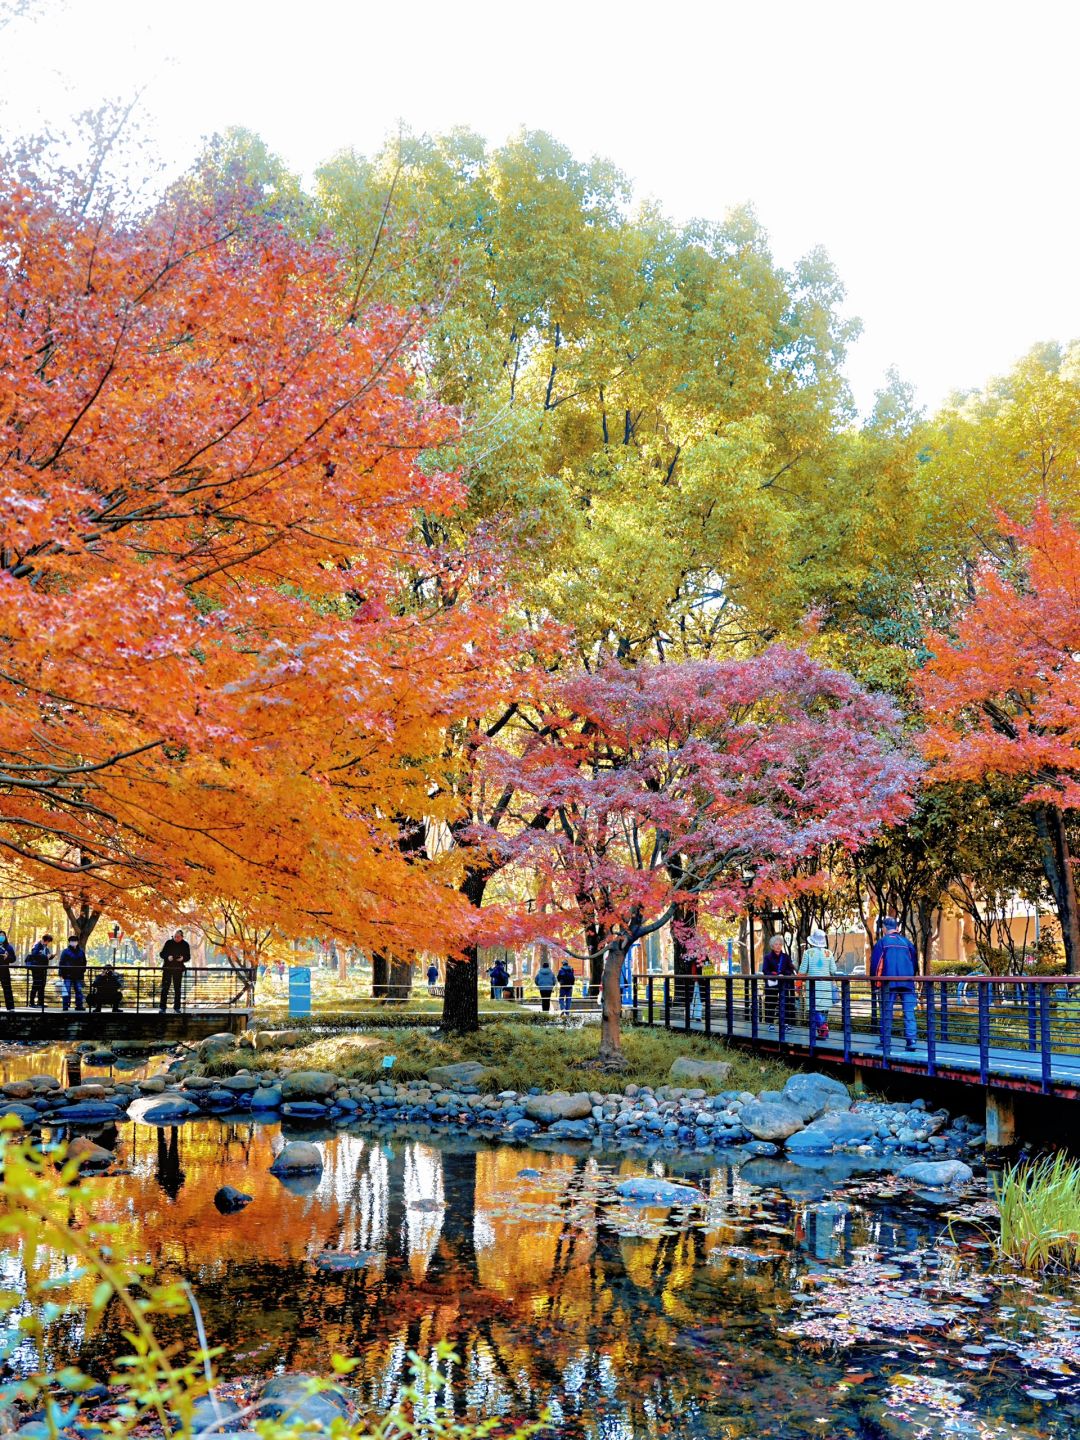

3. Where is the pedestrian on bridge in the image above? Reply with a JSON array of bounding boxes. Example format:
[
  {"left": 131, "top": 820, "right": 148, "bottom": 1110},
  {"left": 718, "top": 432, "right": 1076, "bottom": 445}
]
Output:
[
  {"left": 0, "top": 930, "right": 14, "bottom": 1012},
  {"left": 26, "top": 934, "right": 53, "bottom": 1009},
  {"left": 159, "top": 929, "right": 190, "bottom": 1014},
  {"left": 871, "top": 916, "right": 918, "bottom": 1052},
  {"left": 58, "top": 935, "right": 87, "bottom": 1012},
  {"left": 556, "top": 960, "right": 576, "bottom": 1013}
]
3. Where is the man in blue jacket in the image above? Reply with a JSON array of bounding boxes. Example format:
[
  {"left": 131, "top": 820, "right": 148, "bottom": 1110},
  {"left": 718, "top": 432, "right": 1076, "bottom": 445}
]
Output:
[
  {"left": 871, "top": 917, "right": 918, "bottom": 1051},
  {"left": 58, "top": 935, "right": 88, "bottom": 1012}
]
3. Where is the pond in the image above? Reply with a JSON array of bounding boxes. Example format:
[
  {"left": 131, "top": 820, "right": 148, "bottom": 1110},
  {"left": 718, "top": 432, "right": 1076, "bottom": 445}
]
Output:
[{"left": 3, "top": 1109, "right": 1079, "bottom": 1440}]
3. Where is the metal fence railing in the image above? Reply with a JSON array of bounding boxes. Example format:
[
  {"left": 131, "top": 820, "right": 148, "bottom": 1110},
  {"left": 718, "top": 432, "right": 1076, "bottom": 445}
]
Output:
[
  {"left": 6, "top": 965, "right": 255, "bottom": 1015},
  {"left": 631, "top": 973, "right": 1080, "bottom": 1093}
]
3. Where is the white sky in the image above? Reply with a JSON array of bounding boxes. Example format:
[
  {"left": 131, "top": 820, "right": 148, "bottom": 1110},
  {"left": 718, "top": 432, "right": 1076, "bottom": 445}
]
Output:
[{"left": 2, "top": 0, "right": 1077, "bottom": 415}]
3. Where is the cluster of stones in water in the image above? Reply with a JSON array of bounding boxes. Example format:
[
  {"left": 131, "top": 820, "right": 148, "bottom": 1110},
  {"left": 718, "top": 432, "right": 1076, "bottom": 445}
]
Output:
[{"left": 0, "top": 1041, "right": 981, "bottom": 1190}]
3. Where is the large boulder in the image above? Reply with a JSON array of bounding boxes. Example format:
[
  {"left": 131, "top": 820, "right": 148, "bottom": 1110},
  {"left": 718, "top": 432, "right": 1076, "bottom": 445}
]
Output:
[
  {"left": 255, "top": 1375, "right": 351, "bottom": 1428},
  {"left": 51, "top": 1101, "right": 125, "bottom": 1124},
  {"left": 279, "top": 1071, "right": 339, "bottom": 1101},
  {"left": 785, "top": 1112, "right": 877, "bottom": 1153},
  {"left": 250, "top": 1086, "right": 283, "bottom": 1109},
  {"left": 2, "top": 1081, "right": 34, "bottom": 1100},
  {"left": 67, "top": 1137, "right": 115, "bottom": 1170},
  {"left": 253, "top": 1029, "right": 305, "bottom": 1052},
  {"left": 269, "top": 1141, "right": 324, "bottom": 1176},
  {"left": 898, "top": 1160, "right": 974, "bottom": 1188},
  {"left": 128, "top": 1095, "right": 201, "bottom": 1125},
  {"left": 545, "top": 1119, "right": 594, "bottom": 1141},
  {"left": 427, "top": 1062, "right": 494, "bottom": 1089},
  {"left": 197, "top": 1033, "right": 238, "bottom": 1056},
  {"left": 524, "top": 1092, "right": 593, "bottom": 1123},
  {"left": 781, "top": 1072, "right": 850, "bottom": 1121},
  {"left": 218, "top": 1074, "right": 261, "bottom": 1093},
  {"left": 617, "top": 1177, "right": 706, "bottom": 1207},
  {"left": 668, "top": 1057, "right": 733, "bottom": 1086},
  {"left": 740, "top": 1100, "right": 806, "bottom": 1142},
  {"left": 65, "top": 1084, "right": 110, "bottom": 1102}
]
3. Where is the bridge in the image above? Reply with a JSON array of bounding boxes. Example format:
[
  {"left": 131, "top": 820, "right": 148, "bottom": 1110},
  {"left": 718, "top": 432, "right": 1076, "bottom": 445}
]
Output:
[
  {"left": 0, "top": 964, "right": 252, "bottom": 1041},
  {"left": 631, "top": 973, "right": 1080, "bottom": 1144}
]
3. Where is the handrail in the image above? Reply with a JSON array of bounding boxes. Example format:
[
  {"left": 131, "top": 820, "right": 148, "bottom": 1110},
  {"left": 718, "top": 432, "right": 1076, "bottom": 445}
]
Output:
[{"left": 631, "top": 971, "right": 1080, "bottom": 1095}]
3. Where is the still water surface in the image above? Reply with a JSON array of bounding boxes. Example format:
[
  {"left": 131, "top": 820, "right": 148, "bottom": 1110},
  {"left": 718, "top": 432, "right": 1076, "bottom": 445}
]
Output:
[{"left": 1, "top": 1049, "right": 1078, "bottom": 1439}]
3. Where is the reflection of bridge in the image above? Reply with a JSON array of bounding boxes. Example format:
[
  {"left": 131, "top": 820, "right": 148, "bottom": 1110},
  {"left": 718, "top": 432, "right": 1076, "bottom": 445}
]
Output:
[
  {"left": 0, "top": 964, "right": 252, "bottom": 1040},
  {"left": 633, "top": 973, "right": 1080, "bottom": 1142}
]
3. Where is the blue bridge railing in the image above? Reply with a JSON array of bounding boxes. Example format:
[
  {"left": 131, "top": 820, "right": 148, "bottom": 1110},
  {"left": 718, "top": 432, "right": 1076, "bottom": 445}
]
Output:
[{"left": 631, "top": 973, "right": 1080, "bottom": 1095}]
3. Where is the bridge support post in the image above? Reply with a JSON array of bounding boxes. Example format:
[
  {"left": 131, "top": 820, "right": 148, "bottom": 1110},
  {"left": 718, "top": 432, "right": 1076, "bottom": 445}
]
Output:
[
  {"left": 851, "top": 1066, "right": 869, "bottom": 1098},
  {"left": 985, "top": 1088, "right": 1016, "bottom": 1149}
]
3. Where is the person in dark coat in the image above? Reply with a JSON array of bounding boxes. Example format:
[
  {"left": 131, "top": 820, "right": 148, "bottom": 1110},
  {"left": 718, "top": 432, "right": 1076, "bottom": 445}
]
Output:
[
  {"left": 89, "top": 965, "right": 123, "bottom": 1012},
  {"left": 556, "top": 960, "right": 576, "bottom": 1013},
  {"left": 534, "top": 959, "right": 557, "bottom": 1013},
  {"left": 58, "top": 936, "right": 88, "bottom": 1012},
  {"left": 426, "top": 962, "right": 439, "bottom": 996},
  {"left": 761, "top": 934, "right": 795, "bottom": 1027},
  {"left": 871, "top": 916, "right": 919, "bottom": 1050},
  {"left": 0, "top": 930, "right": 15, "bottom": 1011},
  {"left": 27, "top": 935, "right": 54, "bottom": 1009},
  {"left": 489, "top": 959, "right": 510, "bottom": 1000},
  {"left": 159, "top": 929, "right": 190, "bottom": 1013}
]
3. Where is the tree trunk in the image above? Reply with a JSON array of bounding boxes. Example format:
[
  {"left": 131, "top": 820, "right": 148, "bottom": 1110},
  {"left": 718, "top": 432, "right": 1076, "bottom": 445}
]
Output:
[
  {"left": 388, "top": 957, "right": 413, "bottom": 1000},
  {"left": 1034, "top": 803, "right": 1080, "bottom": 974},
  {"left": 441, "top": 867, "right": 488, "bottom": 1033},
  {"left": 670, "top": 899, "right": 696, "bottom": 1005},
  {"left": 61, "top": 898, "right": 101, "bottom": 948},
  {"left": 371, "top": 952, "right": 390, "bottom": 997},
  {"left": 598, "top": 940, "right": 628, "bottom": 1066}
]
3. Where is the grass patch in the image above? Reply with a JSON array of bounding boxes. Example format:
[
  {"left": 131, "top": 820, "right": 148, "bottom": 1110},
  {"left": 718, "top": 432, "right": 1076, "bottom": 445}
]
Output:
[
  {"left": 198, "top": 1022, "right": 796, "bottom": 1096},
  {"left": 995, "top": 1152, "right": 1080, "bottom": 1270}
]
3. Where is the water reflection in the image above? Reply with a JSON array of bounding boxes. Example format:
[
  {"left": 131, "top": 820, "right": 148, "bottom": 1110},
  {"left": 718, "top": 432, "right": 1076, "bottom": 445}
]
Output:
[{"left": 4, "top": 1116, "right": 1078, "bottom": 1440}]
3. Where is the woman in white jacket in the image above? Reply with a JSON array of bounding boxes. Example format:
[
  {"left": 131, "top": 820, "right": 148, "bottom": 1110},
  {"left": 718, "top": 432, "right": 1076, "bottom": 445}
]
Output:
[{"left": 798, "top": 926, "right": 839, "bottom": 1037}]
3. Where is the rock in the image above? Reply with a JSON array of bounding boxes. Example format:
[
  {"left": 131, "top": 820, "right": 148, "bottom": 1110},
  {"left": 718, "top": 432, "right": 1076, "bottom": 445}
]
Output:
[
  {"left": 524, "top": 1092, "right": 593, "bottom": 1123},
  {"left": 616, "top": 1177, "right": 705, "bottom": 1207},
  {"left": 197, "top": 1033, "right": 238, "bottom": 1055},
  {"left": 668, "top": 1057, "right": 733, "bottom": 1086},
  {"left": 250, "top": 1086, "right": 282, "bottom": 1109},
  {"left": 252, "top": 1029, "right": 305, "bottom": 1051},
  {"left": 255, "top": 1375, "right": 350, "bottom": 1428},
  {"left": 517, "top": 1167, "right": 542, "bottom": 1180},
  {"left": 218, "top": 1075, "right": 260, "bottom": 1092},
  {"left": 66, "top": 1084, "right": 109, "bottom": 1102},
  {"left": 214, "top": 1185, "right": 254, "bottom": 1213},
  {"left": 2, "top": 1081, "right": 34, "bottom": 1099},
  {"left": 781, "top": 1072, "right": 850, "bottom": 1120},
  {"left": 741, "top": 1140, "right": 779, "bottom": 1157},
  {"left": 269, "top": 1141, "right": 323, "bottom": 1175},
  {"left": 740, "top": 1100, "right": 806, "bottom": 1141},
  {"left": 282, "top": 1102, "right": 331, "bottom": 1120},
  {"left": 314, "top": 1251, "right": 377, "bottom": 1271},
  {"left": 51, "top": 1101, "right": 125, "bottom": 1124},
  {"left": 128, "top": 1095, "right": 201, "bottom": 1125},
  {"left": 138, "top": 1076, "right": 169, "bottom": 1094},
  {"left": 279, "top": 1071, "right": 340, "bottom": 1101},
  {"left": 85, "top": 1050, "right": 116, "bottom": 1065},
  {"left": 785, "top": 1112, "right": 878, "bottom": 1152},
  {"left": 189, "top": 1398, "right": 246, "bottom": 1433},
  {"left": 898, "top": 1160, "right": 974, "bottom": 1188},
  {"left": 546, "top": 1119, "right": 594, "bottom": 1140},
  {"left": 67, "top": 1137, "right": 114, "bottom": 1169},
  {"left": 427, "top": 1061, "right": 494, "bottom": 1089},
  {"left": 0, "top": 1103, "right": 39, "bottom": 1126}
]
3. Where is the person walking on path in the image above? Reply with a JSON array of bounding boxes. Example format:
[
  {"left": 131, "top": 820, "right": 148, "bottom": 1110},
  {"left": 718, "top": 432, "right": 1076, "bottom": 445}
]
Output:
[
  {"left": 26, "top": 934, "right": 53, "bottom": 1009},
  {"left": 488, "top": 958, "right": 509, "bottom": 1000},
  {"left": 426, "top": 962, "right": 439, "bottom": 996},
  {"left": 0, "top": 930, "right": 15, "bottom": 1012},
  {"left": 761, "top": 934, "right": 795, "bottom": 1027},
  {"left": 58, "top": 935, "right": 88, "bottom": 1012},
  {"left": 534, "top": 958, "right": 557, "bottom": 1012},
  {"left": 798, "top": 926, "right": 839, "bottom": 1039},
  {"left": 159, "top": 929, "right": 190, "bottom": 1014},
  {"left": 556, "top": 959, "right": 576, "bottom": 1014},
  {"left": 871, "top": 916, "right": 919, "bottom": 1051}
]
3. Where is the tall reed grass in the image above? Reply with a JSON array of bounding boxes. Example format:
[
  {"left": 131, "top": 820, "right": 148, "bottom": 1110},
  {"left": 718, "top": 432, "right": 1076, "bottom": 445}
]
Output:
[{"left": 995, "top": 1153, "right": 1080, "bottom": 1270}]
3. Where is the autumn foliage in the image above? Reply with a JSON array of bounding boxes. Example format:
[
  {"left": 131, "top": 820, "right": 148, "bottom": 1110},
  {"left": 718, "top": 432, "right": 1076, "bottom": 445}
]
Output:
[
  {"left": 0, "top": 145, "right": 507, "bottom": 956},
  {"left": 484, "top": 649, "right": 917, "bottom": 1055}
]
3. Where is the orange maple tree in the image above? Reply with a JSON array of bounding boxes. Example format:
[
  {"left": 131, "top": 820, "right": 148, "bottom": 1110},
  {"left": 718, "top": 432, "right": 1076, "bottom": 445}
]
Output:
[
  {"left": 0, "top": 140, "right": 507, "bottom": 960},
  {"left": 916, "top": 504, "right": 1080, "bottom": 971}
]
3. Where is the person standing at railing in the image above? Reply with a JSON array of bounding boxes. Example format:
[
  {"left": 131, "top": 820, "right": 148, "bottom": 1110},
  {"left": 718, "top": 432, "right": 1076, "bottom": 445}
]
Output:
[
  {"left": 58, "top": 935, "right": 87, "bottom": 1012},
  {"left": 426, "top": 962, "right": 439, "bottom": 996},
  {"left": 0, "top": 930, "right": 15, "bottom": 1012},
  {"left": 158, "top": 929, "right": 190, "bottom": 1014},
  {"left": 871, "top": 916, "right": 918, "bottom": 1052},
  {"left": 534, "top": 958, "right": 557, "bottom": 1012},
  {"left": 26, "top": 934, "right": 53, "bottom": 1009},
  {"left": 762, "top": 934, "right": 795, "bottom": 1027},
  {"left": 798, "top": 927, "right": 839, "bottom": 1039},
  {"left": 556, "top": 959, "right": 576, "bottom": 1013}
]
